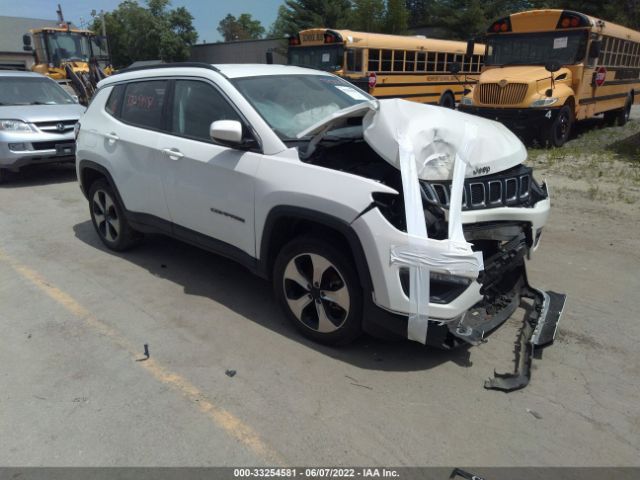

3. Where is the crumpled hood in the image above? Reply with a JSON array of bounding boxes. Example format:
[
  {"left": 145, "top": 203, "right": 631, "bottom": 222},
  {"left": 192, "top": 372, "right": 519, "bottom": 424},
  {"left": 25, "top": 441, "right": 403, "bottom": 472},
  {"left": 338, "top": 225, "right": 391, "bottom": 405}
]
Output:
[{"left": 362, "top": 98, "right": 526, "bottom": 181}]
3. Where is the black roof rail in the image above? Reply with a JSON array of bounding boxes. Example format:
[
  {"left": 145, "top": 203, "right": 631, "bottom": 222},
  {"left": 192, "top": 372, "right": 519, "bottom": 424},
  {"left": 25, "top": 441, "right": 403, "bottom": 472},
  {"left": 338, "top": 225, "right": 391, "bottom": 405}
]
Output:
[{"left": 113, "top": 62, "right": 221, "bottom": 76}]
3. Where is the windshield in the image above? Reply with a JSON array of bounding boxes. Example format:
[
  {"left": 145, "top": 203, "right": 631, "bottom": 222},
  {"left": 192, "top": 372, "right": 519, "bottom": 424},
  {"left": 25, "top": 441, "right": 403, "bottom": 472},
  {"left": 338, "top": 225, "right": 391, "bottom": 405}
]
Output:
[
  {"left": 232, "top": 74, "right": 373, "bottom": 140},
  {"left": 288, "top": 45, "right": 344, "bottom": 72},
  {"left": 485, "top": 30, "right": 588, "bottom": 66},
  {"left": 0, "top": 77, "right": 75, "bottom": 105},
  {"left": 45, "top": 31, "right": 91, "bottom": 64}
]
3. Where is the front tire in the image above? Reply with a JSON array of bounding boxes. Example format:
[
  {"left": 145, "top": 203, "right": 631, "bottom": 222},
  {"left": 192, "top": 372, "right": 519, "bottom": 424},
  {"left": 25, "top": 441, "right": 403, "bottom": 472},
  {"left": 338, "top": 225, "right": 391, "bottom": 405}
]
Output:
[
  {"left": 439, "top": 92, "right": 456, "bottom": 109},
  {"left": 545, "top": 105, "right": 573, "bottom": 148},
  {"left": 273, "top": 236, "right": 363, "bottom": 345},
  {"left": 88, "top": 179, "right": 141, "bottom": 251}
]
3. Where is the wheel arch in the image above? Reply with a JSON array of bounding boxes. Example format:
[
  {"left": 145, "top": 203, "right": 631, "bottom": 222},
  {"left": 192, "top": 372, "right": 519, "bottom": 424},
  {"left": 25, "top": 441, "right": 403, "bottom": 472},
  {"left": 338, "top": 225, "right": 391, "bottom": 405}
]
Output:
[
  {"left": 258, "top": 206, "right": 373, "bottom": 293},
  {"left": 78, "top": 160, "right": 125, "bottom": 207},
  {"left": 562, "top": 95, "right": 576, "bottom": 112}
]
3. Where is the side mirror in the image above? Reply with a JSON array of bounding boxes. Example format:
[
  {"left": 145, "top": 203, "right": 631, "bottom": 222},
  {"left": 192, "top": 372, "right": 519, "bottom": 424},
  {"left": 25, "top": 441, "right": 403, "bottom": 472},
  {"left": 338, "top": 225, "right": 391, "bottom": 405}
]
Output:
[
  {"left": 210, "top": 120, "right": 243, "bottom": 145},
  {"left": 588, "top": 40, "right": 601, "bottom": 59},
  {"left": 23, "top": 34, "right": 33, "bottom": 51},
  {"left": 71, "top": 95, "right": 80, "bottom": 104},
  {"left": 448, "top": 61, "right": 461, "bottom": 74},
  {"left": 544, "top": 60, "right": 561, "bottom": 73},
  {"left": 466, "top": 40, "right": 475, "bottom": 58}
]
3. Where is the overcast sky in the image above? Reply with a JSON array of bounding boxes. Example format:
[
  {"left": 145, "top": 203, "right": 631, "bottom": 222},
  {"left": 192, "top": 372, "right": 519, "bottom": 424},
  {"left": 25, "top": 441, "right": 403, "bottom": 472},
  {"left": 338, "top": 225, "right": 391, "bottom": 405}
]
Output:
[{"left": 0, "top": 0, "right": 283, "bottom": 43}]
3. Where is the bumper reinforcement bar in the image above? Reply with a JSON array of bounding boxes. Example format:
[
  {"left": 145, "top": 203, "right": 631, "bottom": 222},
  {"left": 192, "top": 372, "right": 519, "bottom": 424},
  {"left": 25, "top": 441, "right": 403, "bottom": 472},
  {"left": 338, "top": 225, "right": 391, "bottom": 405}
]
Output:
[{"left": 448, "top": 272, "right": 566, "bottom": 392}]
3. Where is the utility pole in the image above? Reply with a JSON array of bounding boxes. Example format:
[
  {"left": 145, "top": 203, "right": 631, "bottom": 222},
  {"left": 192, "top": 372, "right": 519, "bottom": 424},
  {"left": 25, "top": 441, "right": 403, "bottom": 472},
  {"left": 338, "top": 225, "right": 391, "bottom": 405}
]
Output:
[{"left": 56, "top": 4, "right": 65, "bottom": 24}]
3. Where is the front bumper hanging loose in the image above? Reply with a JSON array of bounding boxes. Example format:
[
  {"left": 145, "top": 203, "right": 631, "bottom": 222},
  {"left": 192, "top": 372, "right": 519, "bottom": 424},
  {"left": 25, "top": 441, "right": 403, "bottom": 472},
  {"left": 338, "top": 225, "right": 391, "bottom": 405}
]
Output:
[{"left": 448, "top": 269, "right": 566, "bottom": 392}]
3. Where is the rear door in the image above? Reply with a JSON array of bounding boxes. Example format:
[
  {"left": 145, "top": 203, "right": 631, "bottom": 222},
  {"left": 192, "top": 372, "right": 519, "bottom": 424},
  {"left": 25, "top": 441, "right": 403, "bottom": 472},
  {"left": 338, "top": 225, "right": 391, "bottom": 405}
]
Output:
[
  {"left": 104, "top": 80, "right": 172, "bottom": 223},
  {"left": 156, "top": 78, "right": 261, "bottom": 257}
]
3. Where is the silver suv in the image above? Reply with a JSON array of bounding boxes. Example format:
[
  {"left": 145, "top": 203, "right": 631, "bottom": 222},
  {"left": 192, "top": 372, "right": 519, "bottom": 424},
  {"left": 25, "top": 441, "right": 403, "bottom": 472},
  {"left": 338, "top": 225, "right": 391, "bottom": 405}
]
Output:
[{"left": 0, "top": 71, "right": 85, "bottom": 183}]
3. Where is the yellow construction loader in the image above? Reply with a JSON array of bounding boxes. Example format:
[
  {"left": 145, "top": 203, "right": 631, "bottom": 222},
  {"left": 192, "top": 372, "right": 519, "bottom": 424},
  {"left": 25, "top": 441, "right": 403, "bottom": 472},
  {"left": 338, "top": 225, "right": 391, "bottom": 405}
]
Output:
[{"left": 22, "top": 5, "right": 113, "bottom": 105}]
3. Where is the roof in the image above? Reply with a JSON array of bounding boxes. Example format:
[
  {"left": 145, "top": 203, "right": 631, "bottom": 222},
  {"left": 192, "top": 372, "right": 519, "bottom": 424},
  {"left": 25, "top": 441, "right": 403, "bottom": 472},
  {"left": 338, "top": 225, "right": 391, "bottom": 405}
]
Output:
[
  {"left": 297, "top": 28, "right": 484, "bottom": 55},
  {"left": 215, "top": 63, "right": 327, "bottom": 78},
  {"left": 507, "top": 10, "right": 640, "bottom": 43},
  {"left": 0, "top": 70, "right": 45, "bottom": 77},
  {"left": 0, "top": 16, "right": 64, "bottom": 53},
  {"left": 100, "top": 63, "right": 328, "bottom": 87}
]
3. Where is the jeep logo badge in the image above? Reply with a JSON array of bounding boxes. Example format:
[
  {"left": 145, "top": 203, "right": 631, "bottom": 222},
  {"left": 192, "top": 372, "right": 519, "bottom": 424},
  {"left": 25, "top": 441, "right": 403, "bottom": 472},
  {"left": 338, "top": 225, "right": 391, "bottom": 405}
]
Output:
[{"left": 56, "top": 122, "right": 65, "bottom": 132}]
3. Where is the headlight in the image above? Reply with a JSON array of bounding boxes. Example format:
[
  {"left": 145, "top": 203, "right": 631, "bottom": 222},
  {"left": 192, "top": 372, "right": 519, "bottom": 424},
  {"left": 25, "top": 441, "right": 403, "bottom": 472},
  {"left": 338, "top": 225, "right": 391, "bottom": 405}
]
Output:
[
  {"left": 0, "top": 120, "right": 34, "bottom": 132},
  {"left": 460, "top": 96, "right": 474, "bottom": 106},
  {"left": 531, "top": 97, "right": 558, "bottom": 107}
]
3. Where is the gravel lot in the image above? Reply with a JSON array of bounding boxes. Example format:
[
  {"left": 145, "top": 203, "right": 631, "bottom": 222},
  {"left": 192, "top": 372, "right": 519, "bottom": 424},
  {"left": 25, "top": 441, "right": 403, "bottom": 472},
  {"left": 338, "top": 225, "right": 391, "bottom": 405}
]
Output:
[{"left": 0, "top": 108, "right": 638, "bottom": 467}]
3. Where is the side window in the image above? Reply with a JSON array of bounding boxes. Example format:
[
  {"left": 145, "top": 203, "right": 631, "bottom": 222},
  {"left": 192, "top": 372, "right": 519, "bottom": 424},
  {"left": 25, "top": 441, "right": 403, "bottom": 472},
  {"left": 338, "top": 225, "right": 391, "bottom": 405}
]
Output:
[
  {"left": 369, "top": 48, "right": 380, "bottom": 71},
  {"left": 426, "top": 52, "right": 436, "bottom": 72},
  {"left": 346, "top": 49, "right": 363, "bottom": 72},
  {"left": 105, "top": 84, "right": 124, "bottom": 116},
  {"left": 171, "top": 80, "right": 241, "bottom": 142},
  {"left": 416, "top": 52, "right": 426, "bottom": 71},
  {"left": 121, "top": 80, "right": 167, "bottom": 130},
  {"left": 381, "top": 49, "right": 392, "bottom": 71},
  {"left": 405, "top": 51, "right": 415, "bottom": 71},
  {"left": 392, "top": 51, "right": 404, "bottom": 71}
]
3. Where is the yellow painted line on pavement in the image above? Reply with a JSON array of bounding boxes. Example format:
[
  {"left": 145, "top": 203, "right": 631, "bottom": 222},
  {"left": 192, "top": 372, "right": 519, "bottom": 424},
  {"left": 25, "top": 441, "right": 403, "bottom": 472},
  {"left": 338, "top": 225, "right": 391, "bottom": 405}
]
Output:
[{"left": 0, "top": 248, "right": 284, "bottom": 465}]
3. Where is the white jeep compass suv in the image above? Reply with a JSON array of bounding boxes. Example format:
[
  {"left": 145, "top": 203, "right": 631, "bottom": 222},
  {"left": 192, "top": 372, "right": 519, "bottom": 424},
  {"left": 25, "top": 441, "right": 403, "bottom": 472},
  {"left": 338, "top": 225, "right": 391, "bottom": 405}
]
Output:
[{"left": 77, "top": 63, "right": 565, "bottom": 390}]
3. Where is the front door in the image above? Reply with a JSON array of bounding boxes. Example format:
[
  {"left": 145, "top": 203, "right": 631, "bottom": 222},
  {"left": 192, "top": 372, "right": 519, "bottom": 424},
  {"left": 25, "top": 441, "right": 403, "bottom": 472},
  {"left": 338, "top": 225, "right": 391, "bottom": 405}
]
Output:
[{"left": 157, "top": 79, "right": 261, "bottom": 257}]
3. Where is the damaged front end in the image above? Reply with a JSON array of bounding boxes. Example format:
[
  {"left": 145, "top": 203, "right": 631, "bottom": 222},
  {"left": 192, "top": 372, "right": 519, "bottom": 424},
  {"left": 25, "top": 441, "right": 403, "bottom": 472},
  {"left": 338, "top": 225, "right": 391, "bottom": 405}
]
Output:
[{"left": 299, "top": 98, "right": 566, "bottom": 391}]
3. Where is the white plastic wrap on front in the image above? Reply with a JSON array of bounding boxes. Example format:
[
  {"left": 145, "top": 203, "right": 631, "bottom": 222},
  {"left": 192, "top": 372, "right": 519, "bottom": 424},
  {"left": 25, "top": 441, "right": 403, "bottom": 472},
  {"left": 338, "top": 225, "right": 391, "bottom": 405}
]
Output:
[{"left": 363, "top": 100, "right": 492, "bottom": 344}]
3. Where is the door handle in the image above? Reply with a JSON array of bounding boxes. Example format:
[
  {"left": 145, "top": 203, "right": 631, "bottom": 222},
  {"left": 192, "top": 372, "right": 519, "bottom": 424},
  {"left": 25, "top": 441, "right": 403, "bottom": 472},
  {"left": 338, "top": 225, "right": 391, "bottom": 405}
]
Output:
[
  {"left": 162, "top": 148, "right": 184, "bottom": 160},
  {"left": 105, "top": 132, "right": 119, "bottom": 143}
]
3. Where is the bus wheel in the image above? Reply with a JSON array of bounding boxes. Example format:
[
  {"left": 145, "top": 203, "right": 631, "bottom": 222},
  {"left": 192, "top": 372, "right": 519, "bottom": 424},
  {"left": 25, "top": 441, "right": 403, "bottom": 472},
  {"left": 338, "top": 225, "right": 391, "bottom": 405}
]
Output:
[
  {"left": 545, "top": 105, "right": 573, "bottom": 148},
  {"left": 439, "top": 92, "right": 455, "bottom": 109},
  {"left": 617, "top": 95, "right": 633, "bottom": 126},
  {"left": 605, "top": 94, "right": 633, "bottom": 127}
]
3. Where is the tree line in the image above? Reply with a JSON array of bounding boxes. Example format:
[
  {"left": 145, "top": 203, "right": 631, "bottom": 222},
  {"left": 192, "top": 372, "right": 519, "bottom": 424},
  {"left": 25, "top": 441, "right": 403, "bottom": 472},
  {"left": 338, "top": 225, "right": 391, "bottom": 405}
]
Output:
[
  {"left": 91, "top": 0, "right": 640, "bottom": 67},
  {"left": 222, "top": 0, "right": 640, "bottom": 41}
]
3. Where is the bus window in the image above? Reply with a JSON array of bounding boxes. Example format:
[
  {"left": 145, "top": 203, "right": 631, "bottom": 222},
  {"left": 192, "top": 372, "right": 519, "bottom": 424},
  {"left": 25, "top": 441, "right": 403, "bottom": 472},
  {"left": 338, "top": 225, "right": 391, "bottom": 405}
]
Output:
[
  {"left": 393, "top": 51, "right": 404, "bottom": 71},
  {"left": 436, "top": 53, "right": 445, "bottom": 72},
  {"left": 406, "top": 51, "right": 415, "bottom": 71},
  {"left": 427, "top": 52, "right": 436, "bottom": 72},
  {"left": 369, "top": 48, "right": 380, "bottom": 71},
  {"left": 381, "top": 50, "right": 392, "bottom": 71},
  {"left": 474, "top": 54, "right": 482, "bottom": 72},
  {"left": 346, "top": 49, "right": 363, "bottom": 72},
  {"left": 416, "top": 52, "right": 426, "bottom": 71},
  {"left": 287, "top": 44, "right": 343, "bottom": 72}
]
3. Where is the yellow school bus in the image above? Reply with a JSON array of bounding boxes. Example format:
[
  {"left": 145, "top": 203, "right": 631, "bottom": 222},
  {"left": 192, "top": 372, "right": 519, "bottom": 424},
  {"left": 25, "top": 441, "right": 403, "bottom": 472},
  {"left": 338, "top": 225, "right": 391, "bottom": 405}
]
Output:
[
  {"left": 288, "top": 29, "right": 485, "bottom": 108},
  {"left": 459, "top": 9, "right": 640, "bottom": 146}
]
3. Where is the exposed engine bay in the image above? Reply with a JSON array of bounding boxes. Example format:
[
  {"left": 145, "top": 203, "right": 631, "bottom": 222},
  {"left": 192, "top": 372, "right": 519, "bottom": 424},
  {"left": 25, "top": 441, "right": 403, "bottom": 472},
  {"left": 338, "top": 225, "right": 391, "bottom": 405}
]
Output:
[{"left": 302, "top": 134, "right": 563, "bottom": 391}]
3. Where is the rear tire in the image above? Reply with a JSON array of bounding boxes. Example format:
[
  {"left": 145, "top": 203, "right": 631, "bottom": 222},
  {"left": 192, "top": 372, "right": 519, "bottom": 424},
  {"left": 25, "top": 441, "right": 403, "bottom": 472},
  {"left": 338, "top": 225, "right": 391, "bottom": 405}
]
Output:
[
  {"left": 88, "top": 179, "right": 141, "bottom": 251},
  {"left": 544, "top": 105, "right": 573, "bottom": 148},
  {"left": 604, "top": 94, "right": 632, "bottom": 127},
  {"left": 617, "top": 95, "right": 632, "bottom": 126},
  {"left": 439, "top": 92, "right": 456, "bottom": 109},
  {"left": 273, "top": 235, "right": 363, "bottom": 345}
]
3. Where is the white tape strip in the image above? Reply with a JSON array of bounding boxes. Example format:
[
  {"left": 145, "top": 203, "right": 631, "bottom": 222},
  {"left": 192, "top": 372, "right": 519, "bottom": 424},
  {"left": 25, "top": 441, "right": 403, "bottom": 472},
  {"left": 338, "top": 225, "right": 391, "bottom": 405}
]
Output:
[
  {"left": 396, "top": 132, "right": 430, "bottom": 342},
  {"left": 392, "top": 124, "right": 483, "bottom": 344}
]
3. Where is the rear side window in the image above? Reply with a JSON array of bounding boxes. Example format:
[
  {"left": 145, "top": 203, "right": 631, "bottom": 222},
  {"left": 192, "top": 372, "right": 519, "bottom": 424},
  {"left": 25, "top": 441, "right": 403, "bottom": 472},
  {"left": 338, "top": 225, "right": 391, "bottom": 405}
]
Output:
[
  {"left": 105, "top": 84, "right": 124, "bottom": 116},
  {"left": 171, "top": 80, "right": 241, "bottom": 142},
  {"left": 120, "top": 80, "right": 167, "bottom": 130}
]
